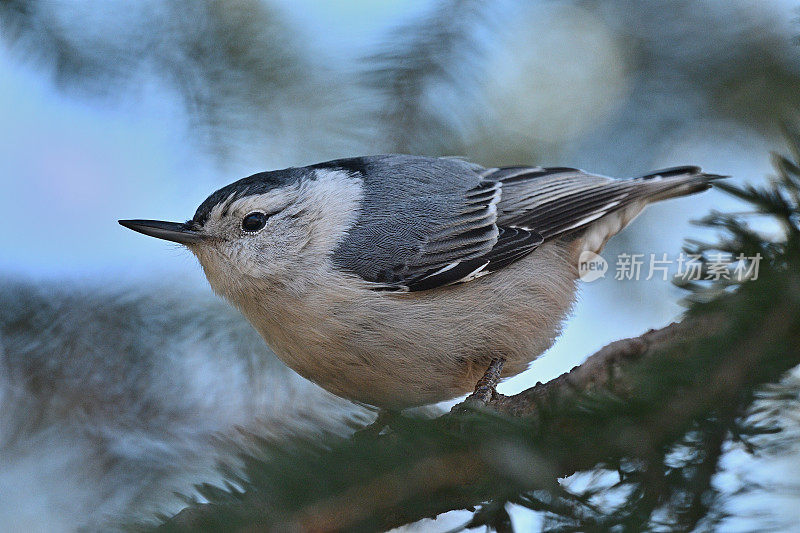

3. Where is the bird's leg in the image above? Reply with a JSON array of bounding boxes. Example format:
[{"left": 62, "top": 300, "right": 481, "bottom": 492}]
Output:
[{"left": 465, "top": 357, "right": 505, "bottom": 405}]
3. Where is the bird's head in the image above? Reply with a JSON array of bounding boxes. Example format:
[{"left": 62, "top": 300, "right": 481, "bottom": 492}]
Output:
[{"left": 120, "top": 166, "right": 363, "bottom": 298}]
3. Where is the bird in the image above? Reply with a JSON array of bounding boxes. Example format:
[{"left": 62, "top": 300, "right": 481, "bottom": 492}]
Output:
[{"left": 120, "top": 154, "right": 724, "bottom": 410}]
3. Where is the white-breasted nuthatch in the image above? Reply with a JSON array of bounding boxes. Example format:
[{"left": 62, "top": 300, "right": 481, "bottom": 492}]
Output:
[{"left": 120, "top": 155, "right": 723, "bottom": 409}]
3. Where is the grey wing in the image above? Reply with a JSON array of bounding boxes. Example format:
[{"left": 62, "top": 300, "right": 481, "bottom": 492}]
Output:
[
  {"left": 484, "top": 165, "right": 717, "bottom": 240},
  {"left": 359, "top": 177, "right": 519, "bottom": 292},
  {"left": 486, "top": 166, "right": 631, "bottom": 238},
  {"left": 330, "top": 156, "right": 503, "bottom": 291},
  {"left": 397, "top": 179, "right": 502, "bottom": 290},
  {"left": 331, "top": 155, "right": 545, "bottom": 292},
  {"left": 404, "top": 164, "right": 718, "bottom": 291},
  {"left": 366, "top": 171, "right": 549, "bottom": 291},
  {"left": 400, "top": 166, "right": 627, "bottom": 290},
  {"left": 382, "top": 165, "right": 624, "bottom": 290},
  {"left": 403, "top": 224, "right": 544, "bottom": 291},
  {"left": 333, "top": 156, "right": 717, "bottom": 292}
]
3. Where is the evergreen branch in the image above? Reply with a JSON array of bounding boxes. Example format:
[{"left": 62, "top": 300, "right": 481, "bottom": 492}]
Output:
[{"left": 157, "top": 296, "right": 800, "bottom": 531}]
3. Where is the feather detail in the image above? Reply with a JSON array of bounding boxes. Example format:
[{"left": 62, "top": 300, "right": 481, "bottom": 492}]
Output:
[{"left": 325, "top": 156, "right": 723, "bottom": 292}]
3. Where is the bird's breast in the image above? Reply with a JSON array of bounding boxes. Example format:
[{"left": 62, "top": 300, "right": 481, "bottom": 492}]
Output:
[{"left": 232, "top": 243, "right": 579, "bottom": 408}]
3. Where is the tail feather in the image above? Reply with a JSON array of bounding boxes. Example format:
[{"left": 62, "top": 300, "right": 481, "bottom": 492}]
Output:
[
  {"left": 575, "top": 168, "right": 728, "bottom": 254},
  {"left": 634, "top": 167, "right": 728, "bottom": 203},
  {"left": 488, "top": 164, "right": 727, "bottom": 254}
]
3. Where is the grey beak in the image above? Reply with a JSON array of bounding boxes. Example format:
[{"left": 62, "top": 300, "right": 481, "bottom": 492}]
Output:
[{"left": 118, "top": 219, "right": 206, "bottom": 245}]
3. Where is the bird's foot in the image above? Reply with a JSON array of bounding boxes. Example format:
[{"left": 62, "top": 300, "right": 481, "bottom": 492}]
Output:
[{"left": 462, "top": 357, "right": 505, "bottom": 407}]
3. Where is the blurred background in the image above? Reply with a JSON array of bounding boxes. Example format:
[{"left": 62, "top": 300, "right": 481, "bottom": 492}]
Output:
[{"left": 1, "top": 0, "right": 799, "bottom": 531}]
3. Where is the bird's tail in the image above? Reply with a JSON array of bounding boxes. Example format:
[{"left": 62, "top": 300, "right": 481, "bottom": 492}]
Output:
[
  {"left": 575, "top": 167, "right": 728, "bottom": 254},
  {"left": 632, "top": 166, "right": 728, "bottom": 203}
]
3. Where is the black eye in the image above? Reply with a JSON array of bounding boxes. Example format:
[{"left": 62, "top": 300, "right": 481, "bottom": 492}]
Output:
[{"left": 241, "top": 212, "right": 268, "bottom": 232}]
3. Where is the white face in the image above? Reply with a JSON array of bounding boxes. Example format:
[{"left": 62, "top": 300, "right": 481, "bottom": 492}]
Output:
[{"left": 188, "top": 169, "right": 363, "bottom": 299}]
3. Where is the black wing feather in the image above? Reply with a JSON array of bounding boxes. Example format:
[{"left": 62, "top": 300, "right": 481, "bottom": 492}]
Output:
[
  {"left": 342, "top": 157, "right": 716, "bottom": 292},
  {"left": 404, "top": 226, "right": 543, "bottom": 291}
]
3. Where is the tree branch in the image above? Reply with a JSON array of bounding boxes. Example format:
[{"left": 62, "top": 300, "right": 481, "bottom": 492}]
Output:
[{"left": 479, "top": 317, "right": 719, "bottom": 418}]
